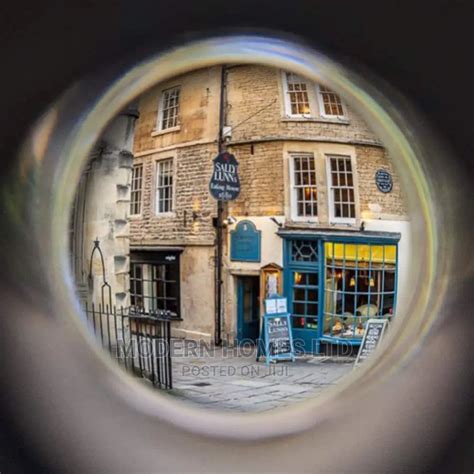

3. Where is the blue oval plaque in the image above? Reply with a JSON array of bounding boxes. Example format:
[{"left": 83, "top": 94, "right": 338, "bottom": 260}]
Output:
[{"left": 375, "top": 169, "right": 393, "bottom": 193}]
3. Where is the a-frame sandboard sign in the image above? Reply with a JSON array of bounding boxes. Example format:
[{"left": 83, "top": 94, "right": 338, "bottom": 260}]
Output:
[{"left": 256, "top": 295, "right": 296, "bottom": 366}]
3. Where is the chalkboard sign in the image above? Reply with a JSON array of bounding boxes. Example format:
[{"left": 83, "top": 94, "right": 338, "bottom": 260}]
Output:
[
  {"left": 354, "top": 318, "right": 389, "bottom": 366},
  {"left": 375, "top": 169, "right": 393, "bottom": 193},
  {"left": 257, "top": 296, "right": 296, "bottom": 365},
  {"left": 267, "top": 316, "right": 292, "bottom": 355}
]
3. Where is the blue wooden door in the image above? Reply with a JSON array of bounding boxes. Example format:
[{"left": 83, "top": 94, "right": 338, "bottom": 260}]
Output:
[{"left": 237, "top": 276, "right": 260, "bottom": 344}]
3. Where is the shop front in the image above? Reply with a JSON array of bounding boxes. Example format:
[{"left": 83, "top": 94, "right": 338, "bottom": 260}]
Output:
[
  {"left": 280, "top": 231, "right": 399, "bottom": 354},
  {"left": 129, "top": 248, "right": 182, "bottom": 318}
]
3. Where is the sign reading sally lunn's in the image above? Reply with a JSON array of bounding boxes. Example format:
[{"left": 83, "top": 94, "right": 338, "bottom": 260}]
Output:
[{"left": 209, "top": 152, "right": 240, "bottom": 201}]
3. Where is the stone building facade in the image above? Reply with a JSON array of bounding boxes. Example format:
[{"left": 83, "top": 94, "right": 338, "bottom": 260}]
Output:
[
  {"left": 131, "top": 64, "right": 410, "bottom": 351},
  {"left": 71, "top": 107, "right": 138, "bottom": 307}
]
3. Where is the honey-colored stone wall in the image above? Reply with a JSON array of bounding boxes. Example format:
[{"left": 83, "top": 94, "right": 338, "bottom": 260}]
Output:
[
  {"left": 356, "top": 145, "right": 407, "bottom": 218},
  {"left": 133, "top": 66, "right": 221, "bottom": 156},
  {"left": 226, "top": 65, "right": 381, "bottom": 146},
  {"left": 228, "top": 142, "right": 285, "bottom": 217},
  {"left": 130, "top": 143, "right": 217, "bottom": 246}
]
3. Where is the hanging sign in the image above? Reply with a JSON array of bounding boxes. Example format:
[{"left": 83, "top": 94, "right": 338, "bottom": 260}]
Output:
[
  {"left": 375, "top": 169, "right": 393, "bottom": 193},
  {"left": 257, "top": 296, "right": 295, "bottom": 365},
  {"left": 354, "top": 318, "right": 389, "bottom": 366},
  {"left": 230, "top": 220, "right": 261, "bottom": 262},
  {"left": 209, "top": 151, "right": 240, "bottom": 201}
]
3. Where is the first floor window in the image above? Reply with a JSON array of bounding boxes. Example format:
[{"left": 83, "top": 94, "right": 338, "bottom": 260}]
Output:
[
  {"left": 130, "top": 253, "right": 180, "bottom": 318},
  {"left": 324, "top": 242, "right": 397, "bottom": 339},
  {"left": 159, "top": 86, "right": 180, "bottom": 130},
  {"left": 291, "top": 153, "right": 318, "bottom": 219},
  {"left": 156, "top": 158, "right": 173, "bottom": 214},
  {"left": 318, "top": 85, "right": 345, "bottom": 118},
  {"left": 130, "top": 164, "right": 143, "bottom": 215},
  {"left": 285, "top": 72, "right": 311, "bottom": 116},
  {"left": 328, "top": 155, "right": 356, "bottom": 222}
]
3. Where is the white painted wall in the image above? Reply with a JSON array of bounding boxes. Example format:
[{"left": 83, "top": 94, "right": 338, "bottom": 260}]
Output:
[{"left": 226, "top": 216, "right": 286, "bottom": 271}]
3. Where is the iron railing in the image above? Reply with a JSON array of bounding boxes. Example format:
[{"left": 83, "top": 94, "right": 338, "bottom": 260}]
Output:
[{"left": 84, "top": 303, "right": 173, "bottom": 389}]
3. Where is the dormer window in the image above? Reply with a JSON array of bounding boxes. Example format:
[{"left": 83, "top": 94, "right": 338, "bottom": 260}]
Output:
[
  {"left": 317, "top": 85, "right": 346, "bottom": 119},
  {"left": 284, "top": 72, "right": 311, "bottom": 117}
]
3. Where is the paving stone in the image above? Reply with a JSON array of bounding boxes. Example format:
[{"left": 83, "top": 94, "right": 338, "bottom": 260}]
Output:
[{"left": 170, "top": 345, "right": 354, "bottom": 412}]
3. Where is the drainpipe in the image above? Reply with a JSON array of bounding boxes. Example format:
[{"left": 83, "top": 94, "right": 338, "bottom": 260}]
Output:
[{"left": 214, "top": 65, "right": 227, "bottom": 346}]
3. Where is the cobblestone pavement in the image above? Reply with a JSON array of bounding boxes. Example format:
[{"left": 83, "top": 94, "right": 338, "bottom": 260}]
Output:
[{"left": 167, "top": 343, "right": 354, "bottom": 412}]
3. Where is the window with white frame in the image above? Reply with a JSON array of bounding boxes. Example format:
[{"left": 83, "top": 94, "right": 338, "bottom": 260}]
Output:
[
  {"left": 130, "top": 164, "right": 143, "bottom": 215},
  {"left": 291, "top": 153, "right": 318, "bottom": 219},
  {"left": 155, "top": 159, "right": 174, "bottom": 214},
  {"left": 317, "top": 85, "right": 345, "bottom": 118},
  {"left": 327, "top": 155, "right": 356, "bottom": 222},
  {"left": 284, "top": 73, "right": 311, "bottom": 116},
  {"left": 159, "top": 86, "right": 180, "bottom": 130}
]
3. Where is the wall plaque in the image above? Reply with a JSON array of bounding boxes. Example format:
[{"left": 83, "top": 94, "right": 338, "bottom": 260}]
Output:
[
  {"left": 230, "top": 220, "right": 261, "bottom": 262},
  {"left": 375, "top": 169, "right": 393, "bottom": 193}
]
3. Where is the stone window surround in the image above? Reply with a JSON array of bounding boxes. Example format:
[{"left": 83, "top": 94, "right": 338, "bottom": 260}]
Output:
[
  {"left": 280, "top": 70, "right": 349, "bottom": 124},
  {"left": 153, "top": 152, "right": 177, "bottom": 218},
  {"left": 130, "top": 163, "right": 143, "bottom": 216},
  {"left": 326, "top": 154, "right": 357, "bottom": 224},
  {"left": 289, "top": 152, "right": 319, "bottom": 223},
  {"left": 283, "top": 142, "right": 360, "bottom": 228},
  {"left": 155, "top": 84, "right": 181, "bottom": 133},
  {"left": 316, "top": 84, "right": 348, "bottom": 120}
]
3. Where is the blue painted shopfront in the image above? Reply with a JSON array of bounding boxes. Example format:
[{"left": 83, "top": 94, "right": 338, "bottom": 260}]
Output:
[{"left": 281, "top": 231, "right": 400, "bottom": 354}]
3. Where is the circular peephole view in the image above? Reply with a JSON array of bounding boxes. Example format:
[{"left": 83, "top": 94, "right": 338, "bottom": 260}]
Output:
[{"left": 70, "top": 64, "right": 411, "bottom": 412}]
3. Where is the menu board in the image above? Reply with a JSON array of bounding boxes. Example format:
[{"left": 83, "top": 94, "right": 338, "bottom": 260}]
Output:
[
  {"left": 355, "top": 319, "right": 388, "bottom": 365},
  {"left": 265, "top": 297, "right": 287, "bottom": 315},
  {"left": 267, "top": 316, "right": 292, "bottom": 355},
  {"left": 257, "top": 296, "right": 295, "bottom": 364}
]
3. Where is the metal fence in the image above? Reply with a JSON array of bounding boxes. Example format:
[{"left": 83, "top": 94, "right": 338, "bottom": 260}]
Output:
[{"left": 84, "top": 303, "right": 173, "bottom": 389}]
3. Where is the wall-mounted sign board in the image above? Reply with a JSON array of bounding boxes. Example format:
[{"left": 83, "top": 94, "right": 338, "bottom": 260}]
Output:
[
  {"left": 209, "top": 152, "right": 240, "bottom": 201},
  {"left": 257, "top": 296, "right": 295, "bottom": 366},
  {"left": 230, "top": 220, "right": 261, "bottom": 262},
  {"left": 375, "top": 169, "right": 393, "bottom": 193},
  {"left": 354, "top": 318, "right": 389, "bottom": 366}
]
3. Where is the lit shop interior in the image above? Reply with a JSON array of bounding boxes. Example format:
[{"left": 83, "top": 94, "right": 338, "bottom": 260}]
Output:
[{"left": 281, "top": 235, "right": 399, "bottom": 353}]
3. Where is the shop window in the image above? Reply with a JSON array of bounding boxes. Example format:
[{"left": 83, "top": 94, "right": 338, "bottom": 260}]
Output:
[
  {"left": 317, "top": 85, "right": 346, "bottom": 118},
  {"left": 323, "top": 242, "right": 397, "bottom": 339},
  {"left": 327, "top": 155, "right": 356, "bottom": 223},
  {"left": 284, "top": 72, "right": 311, "bottom": 116},
  {"left": 130, "top": 259, "right": 180, "bottom": 318},
  {"left": 290, "top": 153, "right": 318, "bottom": 220},
  {"left": 155, "top": 158, "right": 174, "bottom": 214},
  {"left": 130, "top": 164, "right": 143, "bottom": 215},
  {"left": 290, "top": 239, "right": 318, "bottom": 263},
  {"left": 291, "top": 271, "right": 319, "bottom": 330},
  {"left": 158, "top": 86, "right": 180, "bottom": 130}
]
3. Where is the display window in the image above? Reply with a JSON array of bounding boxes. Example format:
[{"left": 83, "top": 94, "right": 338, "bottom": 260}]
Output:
[{"left": 323, "top": 242, "right": 397, "bottom": 340}]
